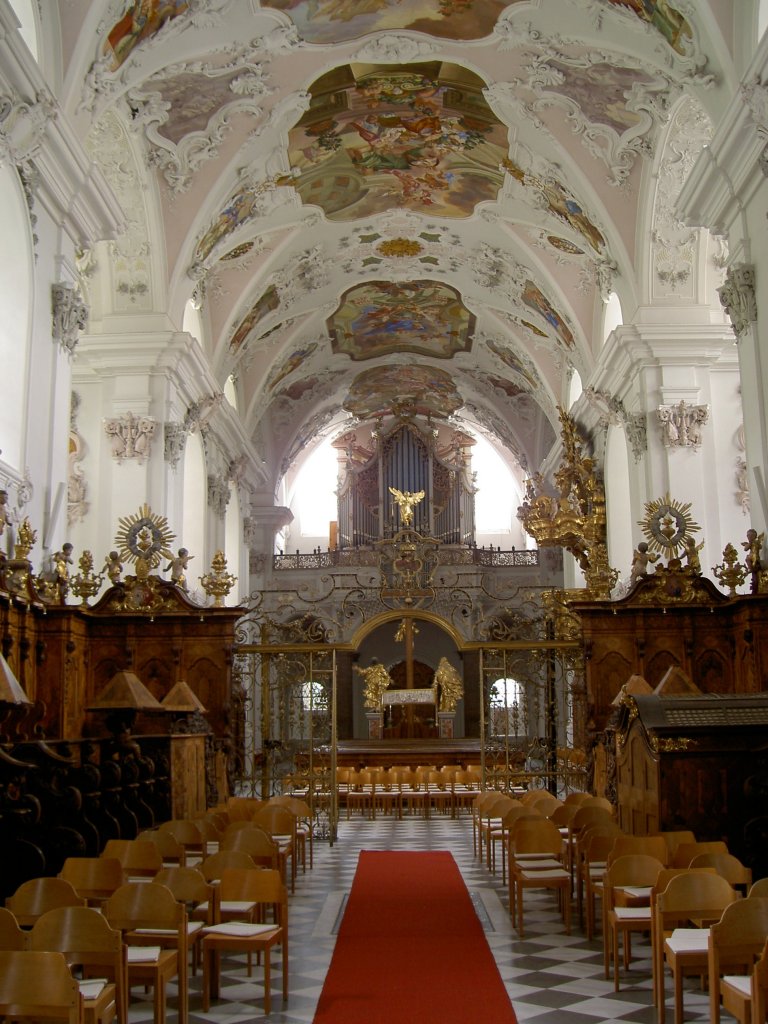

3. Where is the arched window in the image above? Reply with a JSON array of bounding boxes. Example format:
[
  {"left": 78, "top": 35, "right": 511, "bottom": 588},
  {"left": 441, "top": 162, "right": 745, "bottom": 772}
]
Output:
[
  {"left": 301, "top": 681, "right": 328, "bottom": 712},
  {"left": 489, "top": 677, "right": 524, "bottom": 738}
]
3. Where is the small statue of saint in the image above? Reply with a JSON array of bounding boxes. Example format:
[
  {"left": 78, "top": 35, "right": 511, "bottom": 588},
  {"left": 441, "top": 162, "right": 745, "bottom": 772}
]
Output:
[
  {"left": 166, "top": 547, "right": 193, "bottom": 590},
  {"left": 433, "top": 656, "right": 463, "bottom": 713},
  {"left": 630, "top": 541, "right": 659, "bottom": 585},
  {"left": 354, "top": 659, "right": 392, "bottom": 710}
]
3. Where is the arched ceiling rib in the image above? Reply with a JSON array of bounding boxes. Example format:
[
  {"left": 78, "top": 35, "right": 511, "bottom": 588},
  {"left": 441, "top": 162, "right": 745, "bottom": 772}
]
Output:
[{"left": 64, "top": 0, "right": 731, "bottom": 484}]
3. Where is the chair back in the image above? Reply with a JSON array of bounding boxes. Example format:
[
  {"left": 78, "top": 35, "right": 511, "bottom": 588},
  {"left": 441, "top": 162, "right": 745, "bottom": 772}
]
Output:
[
  {"left": 154, "top": 865, "right": 215, "bottom": 912},
  {"left": 6, "top": 877, "right": 86, "bottom": 927},
  {"left": 608, "top": 834, "right": 669, "bottom": 867},
  {"left": 102, "top": 839, "right": 163, "bottom": 878},
  {"left": 253, "top": 803, "right": 298, "bottom": 840},
  {"left": 29, "top": 905, "right": 126, "bottom": 1021},
  {"left": 226, "top": 797, "right": 266, "bottom": 821},
  {"left": 221, "top": 826, "right": 280, "bottom": 870},
  {"left": 603, "top": 854, "right": 665, "bottom": 897},
  {"left": 511, "top": 817, "right": 564, "bottom": 857},
  {"left": 218, "top": 868, "right": 288, "bottom": 928},
  {"left": 653, "top": 830, "right": 696, "bottom": 862},
  {"left": 656, "top": 871, "right": 738, "bottom": 926},
  {"left": 549, "top": 803, "right": 579, "bottom": 829},
  {"left": 59, "top": 857, "right": 125, "bottom": 904},
  {"left": 688, "top": 852, "right": 752, "bottom": 891},
  {"left": 672, "top": 839, "right": 729, "bottom": 867},
  {"left": 526, "top": 791, "right": 561, "bottom": 814},
  {"left": 200, "top": 850, "right": 257, "bottom": 882},
  {"left": 0, "top": 949, "right": 82, "bottom": 1024},
  {"left": 709, "top": 897, "right": 768, "bottom": 1024},
  {"left": 159, "top": 819, "right": 204, "bottom": 849},
  {"left": 570, "top": 805, "right": 614, "bottom": 835},
  {"left": 564, "top": 792, "right": 592, "bottom": 807},
  {"left": 104, "top": 880, "right": 186, "bottom": 932},
  {"left": 748, "top": 877, "right": 768, "bottom": 899},
  {"left": 753, "top": 938, "right": 768, "bottom": 1024},
  {"left": 139, "top": 829, "right": 186, "bottom": 866},
  {"left": 0, "top": 906, "right": 28, "bottom": 949}
]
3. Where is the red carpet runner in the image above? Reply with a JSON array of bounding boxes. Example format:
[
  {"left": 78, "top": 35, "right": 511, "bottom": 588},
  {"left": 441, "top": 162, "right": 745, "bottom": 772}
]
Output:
[{"left": 313, "top": 850, "right": 518, "bottom": 1024}]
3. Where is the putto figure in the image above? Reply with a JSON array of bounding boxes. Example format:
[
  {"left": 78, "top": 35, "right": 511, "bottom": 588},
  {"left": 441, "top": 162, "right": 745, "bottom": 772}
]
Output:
[{"left": 166, "top": 547, "right": 193, "bottom": 591}]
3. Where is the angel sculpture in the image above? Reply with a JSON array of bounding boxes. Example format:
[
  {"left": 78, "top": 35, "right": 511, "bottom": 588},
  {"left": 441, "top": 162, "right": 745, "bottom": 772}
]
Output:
[
  {"left": 433, "top": 656, "right": 463, "bottom": 713},
  {"left": 354, "top": 659, "right": 392, "bottom": 710},
  {"left": 389, "top": 486, "right": 425, "bottom": 526}
]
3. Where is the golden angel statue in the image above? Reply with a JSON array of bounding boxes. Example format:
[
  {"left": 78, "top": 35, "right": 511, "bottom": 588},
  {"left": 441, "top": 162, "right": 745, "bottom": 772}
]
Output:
[
  {"left": 389, "top": 486, "right": 425, "bottom": 526},
  {"left": 354, "top": 659, "right": 392, "bottom": 710},
  {"left": 433, "top": 656, "right": 463, "bottom": 713}
]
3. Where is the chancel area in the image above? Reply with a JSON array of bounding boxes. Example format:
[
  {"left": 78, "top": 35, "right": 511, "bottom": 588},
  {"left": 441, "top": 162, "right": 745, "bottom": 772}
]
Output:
[{"left": 3, "top": 2, "right": 768, "bottom": 1023}]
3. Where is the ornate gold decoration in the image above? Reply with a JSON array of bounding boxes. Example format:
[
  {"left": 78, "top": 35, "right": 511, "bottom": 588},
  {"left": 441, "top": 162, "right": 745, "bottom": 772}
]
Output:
[
  {"left": 517, "top": 408, "right": 618, "bottom": 598},
  {"left": 14, "top": 518, "right": 37, "bottom": 561},
  {"left": 388, "top": 487, "right": 425, "bottom": 526},
  {"left": 354, "top": 660, "right": 393, "bottom": 710},
  {"left": 394, "top": 618, "right": 418, "bottom": 643},
  {"left": 69, "top": 550, "right": 104, "bottom": 607},
  {"left": 652, "top": 736, "right": 697, "bottom": 753},
  {"left": 377, "top": 238, "right": 423, "bottom": 258},
  {"left": 712, "top": 543, "right": 747, "bottom": 597},
  {"left": 221, "top": 241, "right": 254, "bottom": 261},
  {"left": 199, "top": 550, "right": 237, "bottom": 607},
  {"left": 638, "top": 493, "right": 701, "bottom": 557},
  {"left": 433, "top": 656, "right": 463, "bottom": 712},
  {"left": 115, "top": 504, "right": 176, "bottom": 581}
]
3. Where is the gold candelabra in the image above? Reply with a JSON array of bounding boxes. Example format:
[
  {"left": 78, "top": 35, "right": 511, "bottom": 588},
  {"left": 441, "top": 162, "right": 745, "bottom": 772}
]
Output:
[
  {"left": 712, "top": 543, "right": 747, "bottom": 597},
  {"left": 69, "top": 550, "right": 104, "bottom": 608},
  {"left": 199, "top": 550, "right": 237, "bottom": 607}
]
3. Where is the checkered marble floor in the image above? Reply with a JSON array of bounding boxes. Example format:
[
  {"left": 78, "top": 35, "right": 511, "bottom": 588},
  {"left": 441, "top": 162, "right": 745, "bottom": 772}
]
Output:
[{"left": 130, "top": 814, "right": 716, "bottom": 1024}]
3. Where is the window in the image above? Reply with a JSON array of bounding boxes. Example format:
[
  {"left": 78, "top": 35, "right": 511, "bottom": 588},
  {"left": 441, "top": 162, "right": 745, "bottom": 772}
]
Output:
[
  {"left": 301, "top": 681, "right": 328, "bottom": 712},
  {"left": 489, "top": 677, "right": 524, "bottom": 737}
]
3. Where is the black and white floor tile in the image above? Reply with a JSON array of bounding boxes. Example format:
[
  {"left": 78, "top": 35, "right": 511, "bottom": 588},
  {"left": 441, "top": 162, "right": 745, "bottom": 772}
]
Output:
[{"left": 128, "top": 814, "right": 715, "bottom": 1024}]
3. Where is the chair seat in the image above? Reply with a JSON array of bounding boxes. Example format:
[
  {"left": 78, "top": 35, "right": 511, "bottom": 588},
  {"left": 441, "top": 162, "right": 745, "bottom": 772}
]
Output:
[
  {"left": 519, "top": 868, "right": 569, "bottom": 880},
  {"left": 665, "top": 927, "right": 708, "bottom": 953},
  {"left": 722, "top": 975, "right": 752, "bottom": 996},
  {"left": 612, "top": 907, "right": 651, "bottom": 921}
]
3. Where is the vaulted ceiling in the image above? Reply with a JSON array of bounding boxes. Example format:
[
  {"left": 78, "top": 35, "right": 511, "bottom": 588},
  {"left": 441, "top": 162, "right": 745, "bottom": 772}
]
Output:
[{"left": 61, "top": 0, "right": 736, "bottom": 488}]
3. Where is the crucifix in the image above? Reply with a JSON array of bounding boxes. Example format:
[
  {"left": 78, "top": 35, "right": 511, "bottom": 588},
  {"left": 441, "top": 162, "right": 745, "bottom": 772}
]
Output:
[{"left": 394, "top": 617, "right": 419, "bottom": 734}]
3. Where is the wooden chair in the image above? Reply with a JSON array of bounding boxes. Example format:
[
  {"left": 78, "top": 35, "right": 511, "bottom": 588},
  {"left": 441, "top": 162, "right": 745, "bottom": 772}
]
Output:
[
  {"left": 526, "top": 791, "right": 561, "bottom": 816},
  {"left": 565, "top": 805, "right": 616, "bottom": 889},
  {"left": 453, "top": 769, "right": 481, "bottom": 815},
  {"left": 751, "top": 938, "right": 768, "bottom": 1024},
  {"left": 564, "top": 792, "right": 593, "bottom": 807},
  {"left": 489, "top": 804, "right": 535, "bottom": 883},
  {"left": 368, "top": 768, "right": 402, "bottom": 820},
  {"left": 653, "top": 830, "right": 696, "bottom": 864},
  {"left": 477, "top": 792, "right": 516, "bottom": 868},
  {"left": 426, "top": 770, "right": 454, "bottom": 818},
  {"left": 709, "top": 897, "right": 768, "bottom": 1024},
  {"left": 252, "top": 804, "right": 298, "bottom": 892},
  {"left": 606, "top": 834, "right": 669, "bottom": 868},
  {"left": 225, "top": 797, "right": 266, "bottom": 821},
  {"left": 0, "top": 906, "right": 29, "bottom": 949},
  {"left": 509, "top": 818, "right": 571, "bottom": 938},
  {"left": 59, "top": 858, "right": 125, "bottom": 907},
  {"left": 655, "top": 870, "right": 738, "bottom": 1024},
  {"left": 749, "top": 877, "right": 768, "bottom": 899},
  {"left": 602, "top": 854, "right": 665, "bottom": 990},
  {"left": 581, "top": 830, "right": 622, "bottom": 940},
  {"left": 30, "top": 906, "right": 126, "bottom": 1024},
  {"left": 137, "top": 830, "right": 186, "bottom": 868},
  {"left": 689, "top": 852, "right": 753, "bottom": 894},
  {"left": 104, "top": 882, "right": 188, "bottom": 1024},
  {"left": 0, "top": 949, "right": 83, "bottom": 1024},
  {"left": 270, "top": 795, "right": 314, "bottom": 869},
  {"left": 6, "top": 877, "right": 87, "bottom": 928},
  {"left": 101, "top": 840, "right": 163, "bottom": 880},
  {"left": 193, "top": 818, "right": 222, "bottom": 856},
  {"left": 153, "top": 866, "right": 216, "bottom": 973},
  {"left": 345, "top": 769, "right": 375, "bottom": 820},
  {"left": 671, "top": 839, "right": 729, "bottom": 867},
  {"left": 201, "top": 868, "right": 288, "bottom": 1016},
  {"left": 199, "top": 850, "right": 258, "bottom": 884},
  {"left": 158, "top": 820, "right": 205, "bottom": 864},
  {"left": 221, "top": 825, "right": 280, "bottom": 872}
]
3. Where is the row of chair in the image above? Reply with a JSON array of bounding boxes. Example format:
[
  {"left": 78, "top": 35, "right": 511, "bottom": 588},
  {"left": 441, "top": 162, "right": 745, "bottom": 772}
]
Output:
[
  {"left": 3, "top": 861, "right": 290, "bottom": 1022},
  {"left": 338, "top": 766, "right": 482, "bottom": 819}
]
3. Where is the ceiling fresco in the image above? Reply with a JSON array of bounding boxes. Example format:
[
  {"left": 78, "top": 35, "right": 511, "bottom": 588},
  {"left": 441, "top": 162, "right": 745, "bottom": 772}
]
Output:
[
  {"left": 67, "top": 0, "right": 728, "bottom": 482},
  {"left": 289, "top": 63, "right": 508, "bottom": 220},
  {"left": 260, "top": 0, "right": 524, "bottom": 43},
  {"left": 328, "top": 280, "right": 475, "bottom": 360},
  {"left": 343, "top": 364, "right": 464, "bottom": 420}
]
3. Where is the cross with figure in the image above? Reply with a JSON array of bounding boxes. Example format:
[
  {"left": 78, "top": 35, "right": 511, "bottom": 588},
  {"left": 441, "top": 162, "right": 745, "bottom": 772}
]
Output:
[{"left": 389, "top": 487, "right": 425, "bottom": 527}]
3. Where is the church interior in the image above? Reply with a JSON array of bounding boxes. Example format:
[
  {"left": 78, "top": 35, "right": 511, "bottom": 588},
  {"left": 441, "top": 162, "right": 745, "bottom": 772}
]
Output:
[{"left": 2, "top": 1, "right": 768, "bottom": 1022}]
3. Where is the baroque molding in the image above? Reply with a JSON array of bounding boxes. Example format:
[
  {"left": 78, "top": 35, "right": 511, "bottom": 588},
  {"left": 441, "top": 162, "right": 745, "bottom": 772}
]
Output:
[
  {"left": 718, "top": 264, "right": 757, "bottom": 339},
  {"left": 104, "top": 412, "right": 156, "bottom": 463},
  {"left": 52, "top": 283, "right": 89, "bottom": 355},
  {"left": 656, "top": 401, "right": 708, "bottom": 449},
  {"left": 68, "top": 391, "right": 89, "bottom": 526},
  {"left": 207, "top": 472, "right": 230, "bottom": 518},
  {"left": 164, "top": 422, "right": 187, "bottom": 469},
  {"left": 0, "top": 88, "right": 56, "bottom": 168},
  {"left": 126, "top": 47, "right": 274, "bottom": 193}
]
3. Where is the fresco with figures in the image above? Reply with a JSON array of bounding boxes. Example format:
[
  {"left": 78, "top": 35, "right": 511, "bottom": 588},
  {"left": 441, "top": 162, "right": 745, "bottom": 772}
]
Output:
[
  {"left": 230, "top": 286, "right": 280, "bottom": 351},
  {"left": 289, "top": 63, "right": 508, "bottom": 220},
  {"left": 522, "top": 281, "right": 575, "bottom": 350},
  {"left": 344, "top": 364, "right": 463, "bottom": 420},
  {"left": 329, "top": 281, "right": 475, "bottom": 360},
  {"left": 105, "top": 1, "right": 189, "bottom": 70},
  {"left": 260, "top": 0, "right": 524, "bottom": 43},
  {"left": 604, "top": 0, "right": 692, "bottom": 54},
  {"left": 268, "top": 343, "right": 319, "bottom": 391}
]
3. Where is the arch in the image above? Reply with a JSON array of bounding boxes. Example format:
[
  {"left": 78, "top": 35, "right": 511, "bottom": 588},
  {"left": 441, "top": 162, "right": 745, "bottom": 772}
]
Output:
[
  {"left": 350, "top": 610, "right": 465, "bottom": 652},
  {"left": 567, "top": 368, "right": 583, "bottom": 410},
  {"left": 602, "top": 291, "right": 623, "bottom": 345},
  {"left": 9, "top": 0, "right": 39, "bottom": 61}
]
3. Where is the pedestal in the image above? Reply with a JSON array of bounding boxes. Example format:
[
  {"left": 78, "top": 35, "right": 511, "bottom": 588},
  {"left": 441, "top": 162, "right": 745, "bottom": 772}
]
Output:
[
  {"left": 366, "top": 711, "right": 384, "bottom": 740},
  {"left": 437, "top": 711, "right": 455, "bottom": 739}
]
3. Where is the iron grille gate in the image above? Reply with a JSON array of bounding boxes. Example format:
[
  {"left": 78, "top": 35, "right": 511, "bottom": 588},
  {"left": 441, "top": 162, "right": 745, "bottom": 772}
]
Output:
[
  {"left": 479, "top": 644, "right": 587, "bottom": 795},
  {"left": 232, "top": 646, "right": 339, "bottom": 842}
]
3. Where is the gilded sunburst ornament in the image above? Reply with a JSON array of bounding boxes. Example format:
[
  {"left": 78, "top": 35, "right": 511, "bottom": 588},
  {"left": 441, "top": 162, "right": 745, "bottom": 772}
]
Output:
[
  {"left": 377, "top": 238, "right": 423, "bottom": 258},
  {"left": 115, "top": 504, "right": 176, "bottom": 571},
  {"left": 638, "top": 494, "right": 701, "bottom": 555}
]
